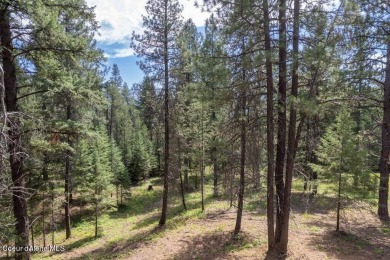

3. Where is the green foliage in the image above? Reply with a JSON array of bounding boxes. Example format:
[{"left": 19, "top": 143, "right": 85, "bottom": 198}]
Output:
[
  {"left": 74, "top": 130, "right": 113, "bottom": 194},
  {"left": 105, "top": 65, "right": 157, "bottom": 183},
  {"left": 127, "top": 129, "right": 156, "bottom": 183},
  {"left": 310, "top": 109, "right": 374, "bottom": 193},
  {"left": 131, "top": 0, "right": 183, "bottom": 79},
  {"left": 310, "top": 109, "right": 355, "bottom": 176},
  {"left": 109, "top": 138, "right": 129, "bottom": 188}
]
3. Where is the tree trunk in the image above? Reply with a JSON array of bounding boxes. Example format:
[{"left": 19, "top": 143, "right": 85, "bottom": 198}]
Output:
[
  {"left": 234, "top": 35, "right": 247, "bottom": 233},
  {"left": 178, "top": 139, "right": 187, "bottom": 210},
  {"left": 201, "top": 101, "right": 205, "bottom": 212},
  {"left": 64, "top": 105, "right": 72, "bottom": 239},
  {"left": 42, "top": 191, "right": 46, "bottom": 247},
  {"left": 211, "top": 104, "right": 218, "bottom": 197},
  {"left": 230, "top": 168, "right": 234, "bottom": 208},
  {"left": 195, "top": 167, "right": 198, "bottom": 190},
  {"left": 184, "top": 158, "right": 189, "bottom": 191},
  {"left": 159, "top": 0, "right": 169, "bottom": 226},
  {"left": 79, "top": 192, "right": 82, "bottom": 220},
  {"left": 95, "top": 196, "right": 98, "bottom": 238},
  {"left": 336, "top": 170, "right": 342, "bottom": 231},
  {"left": 253, "top": 140, "right": 261, "bottom": 190},
  {"left": 120, "top": 185, "right": 123, "bottom": 206},
  {"left": 234, "top": 89, "right": 246, "bottom": 234},
  {"left": 116, "top": 185, "right": 119, "bottom": 206},
  {"left": 275, "top": 0, "right": 300, "bottom": 253},
  {"left": 109, "top": 91, "right": 114, "bottom": 138},
  {"left": 263, "top": 0, "right": 275, "bottom": 250},
  {"left": 157, "top": 142, "right": 161, "bottom": 173},
  {"left": 212, "top": 143, "right": 218, "bottom": 197},
  {"left": 274, "top": 0, "right": 287, "bottom": 244},
  {"left": 51, "top": 182, "right": 55, "bottom": 246},
  {"left": 42, "top": 153, "right": 49, "bottom": 182},
  {"left": 0, "top": 6, "right": 30, "bottom": 259},
  {"left": 31, "top": 221, "right": 34, "bottom": 248},
  {"left": 378, "top": 40, "right": 390, "bottom": 220}
]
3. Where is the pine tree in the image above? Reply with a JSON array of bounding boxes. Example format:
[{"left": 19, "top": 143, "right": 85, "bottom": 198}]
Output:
[
  {"left": 109, "top": 138, "right": 129, "bottom": 206},
  {"left": 197, "top": 15, "right": 228, "bottom": 199},
  {"left": 0, "top": 0, "right": 102, "bottom": 255},
  {"left": 310, "top": 109, "right": 367, "bottom": 231},
  {"left": 263, "top": 0, "right": 275, "bottom": 250},
  {"left": 131, "top": 0, "right": 183, "bottom": 226}
]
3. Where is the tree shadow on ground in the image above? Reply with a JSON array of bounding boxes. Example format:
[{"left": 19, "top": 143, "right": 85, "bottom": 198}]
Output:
[
  {"left": 107, "top": 183, "right": 212, "bottom": 221},
  {"left": 290, "top": 192, "right": 358, "bottom": 215},
  {"left": 243, "top": 191, "right": 357, "bottom": 218},
  {"left": 64, "top": 195, "right": 236, "bottom": 259},
  {"left": 306, "top": 219, "right": 390, "bottom": 260},
  {"left": 43, "top": 235, "right": 97, "bottom": 258},
  {"left": 108, "top": 188, "right": 162, "bottom": 220},
  {"left": 71, "top": 225, "right": 165, "bottom": 260},
  {"left": 63, "top": 235, "right": 97, "bottom": 251},
  {"left": 131, "top": 193, "right": 216, "bottom": 230},
  {"left": 64, "top": 195, "right": 214, "bottom": 259},
  {"left": 171, "top": 230, "right": 258, "bottom": 260}
]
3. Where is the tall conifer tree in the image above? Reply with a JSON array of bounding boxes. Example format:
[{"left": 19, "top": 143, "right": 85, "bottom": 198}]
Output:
[{"left": 131, "top": 0, "right": 183, "bottom": 226}]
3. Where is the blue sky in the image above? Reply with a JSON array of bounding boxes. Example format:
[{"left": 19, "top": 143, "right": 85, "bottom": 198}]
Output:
[
  {"left": 86, "top": 0, "right": 211, "bottom": 87},
  {"left": 96, "top": 41, "right": 143, "bottom": 86},
  {"left": 86, "top": 0, "right": 343, "bottom": 86}
]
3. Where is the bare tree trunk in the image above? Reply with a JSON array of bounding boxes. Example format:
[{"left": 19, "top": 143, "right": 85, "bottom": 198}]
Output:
[
  {"left": 275, "top": 0, "right": 300, "bottom": 253},
  {"left": 212, "top": 138, "right": 218, "bottom": 197},
  {"left": 116, "top": 185, "right": 119, "bottom": 206},
  {"left": 211, "top": 104, "right": 218, "bottom": 198},
  {"left": 336, "top": 169, "right": 342, "bottom": 231},
  {"left": 274, "top": 0, "right": 287, "bottom": 244},
  {"left": 95, "top": 201, "right": 98, "bottom": 238},
  {"left": 94, "top": 190, "right": 98, "bottom": 238},
  {"left": 1, "top": 64, "right": 9, "bottom": 258},
  {"left": 79, "top": 191, "right": 82, "bottom": 220},
  {"left": 378, "top": 41, "right": 390, "bottom": 220},
  {"left": 201, "top": 99, "right": 205, "bottom": 212},
  {"left": 234, "top": 34, "right": 247, "bottom": 233},
  {"left": 159, "top": 0, "right": 170, "bottom": 226},
  {"left": 178, "top": 139, "right": 187, "bottom": 210},
  {"left": 230, "top": 168, "right": 234, "bottom": 208},
  {"left": 251, "top": 106, "right": 261, "bottom": 191},
  {"left": 234, "top": 88, "right": 246, "bottom": 234},
  {"left": 195, "top": 166, "right": 198, "bottom": 190},
  {"left": 109, "top": 92, "right": 114, "bottom": 138},
  {"left": 64, "top": 105, "right": 72, "bottom": 239},
  {"left": 0, "top": 6, "right": 30, "bottom": 259},
  {"left": 30, "top": 219, "right": 34, "bottom": 248},
  {"left": 120, "top": 185, "right": 123, "bottom": 206},
  {"left": 276, "top": 0, "right": 304, "bottom": 253},
  {"left": 51, "top": 182, "right": 55, "bottom": 246},
  {"left": 42, "top": 191, "right": 46, "bottom": 247},
  {"left": 253, "top": 136, "right": 261, "bottom": 191},
  {"left": 263, "top": 0, "right": 275, "bottom": 250}
]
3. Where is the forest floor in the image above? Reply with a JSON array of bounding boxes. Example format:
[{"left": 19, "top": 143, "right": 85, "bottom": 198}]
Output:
[{"left": 1, "top": 176, "right": 389, "bottom": 260}]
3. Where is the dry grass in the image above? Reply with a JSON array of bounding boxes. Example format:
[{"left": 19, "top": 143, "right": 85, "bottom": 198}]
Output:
[{"left": 1, "top": 177, "right": 389, "bottom": 260}]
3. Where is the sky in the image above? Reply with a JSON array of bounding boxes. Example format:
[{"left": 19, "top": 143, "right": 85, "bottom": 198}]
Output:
[{"left": 85, "top": 0, "right": 211, "bottom": 86}]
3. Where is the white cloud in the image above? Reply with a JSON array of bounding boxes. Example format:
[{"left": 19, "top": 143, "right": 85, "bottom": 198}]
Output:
[
  {"left": 111, "top": 48, "right": 135, "bottom": 58},
  {"left": 102, "top": 49, "right": 134, "bottom": 59},
  {"left": 86, "top": 0, "right": 210, "bottom": 57},
  {"left": 180, "top": 0, "right": 210, "bottom": 26},
  {"left": 86, "top": 0, "right": 145, "bottom": 44}
]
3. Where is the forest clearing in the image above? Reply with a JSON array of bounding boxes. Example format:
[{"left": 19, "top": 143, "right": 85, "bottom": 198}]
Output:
[
  {"left": 2, "top": 176, "right": 389, "bottom": 260},
  {"left": 1, "top": 0, "right": 389, "bottom": 259}
]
